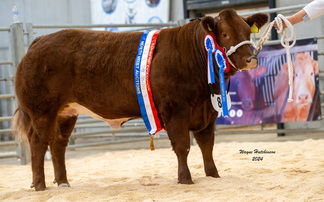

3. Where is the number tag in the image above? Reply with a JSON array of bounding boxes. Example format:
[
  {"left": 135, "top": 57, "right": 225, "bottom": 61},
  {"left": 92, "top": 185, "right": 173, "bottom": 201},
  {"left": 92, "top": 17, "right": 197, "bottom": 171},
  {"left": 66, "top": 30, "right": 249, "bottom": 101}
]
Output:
[{"left": 211, "top": 93, "right": 231, "bottom": 116}]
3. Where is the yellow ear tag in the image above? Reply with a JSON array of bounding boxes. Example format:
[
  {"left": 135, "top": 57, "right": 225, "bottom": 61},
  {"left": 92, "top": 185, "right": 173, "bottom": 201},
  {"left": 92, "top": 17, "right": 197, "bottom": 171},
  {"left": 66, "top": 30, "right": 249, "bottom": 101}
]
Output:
[
  {"left": 251, "top": 22, "right": 259, "bottom": 33},
  {"left": 207, "top": 24, "right": 212, "bottom": 32}
]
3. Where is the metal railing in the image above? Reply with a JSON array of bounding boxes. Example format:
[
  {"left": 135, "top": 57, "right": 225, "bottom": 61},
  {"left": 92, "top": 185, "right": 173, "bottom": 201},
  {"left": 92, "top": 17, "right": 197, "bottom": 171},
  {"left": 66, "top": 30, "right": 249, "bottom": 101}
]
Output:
[
  {"left": 26, "top": 22, "right": 178, "bottom": 46},
  {"left": 0, "top": 25, "right": 19, "bottom": 160},
  {"left": 239, "top": 4, "right": 307, "bottom": 16}
]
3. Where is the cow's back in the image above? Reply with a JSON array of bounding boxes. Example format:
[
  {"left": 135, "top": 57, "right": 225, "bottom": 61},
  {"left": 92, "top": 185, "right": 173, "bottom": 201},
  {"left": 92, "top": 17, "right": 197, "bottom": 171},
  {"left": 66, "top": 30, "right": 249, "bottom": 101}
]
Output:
[{"left": 15, "top": 29, "right": 144, "bottom": 119}]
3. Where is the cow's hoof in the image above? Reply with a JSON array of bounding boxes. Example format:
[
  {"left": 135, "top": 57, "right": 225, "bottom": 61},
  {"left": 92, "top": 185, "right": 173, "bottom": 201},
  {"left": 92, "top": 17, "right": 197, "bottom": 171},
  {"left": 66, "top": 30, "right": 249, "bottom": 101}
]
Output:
[
  {"left": 59, "top": 183, "right": 70, "bottom": 187},
  {"left": 207, "top": 173, "right": 220, "bottom": 178},
  {"left": 35, "top": 184, "right": 46, "bottom": 191},
  {"left": 178, "top": 179, "right": 194, "bottom": 184},
  {"left": 53, "top": 179, "right": 56, "bottom": 184},
  {"left": 30, "top": 183, "right": 34, "bottom": 188}
]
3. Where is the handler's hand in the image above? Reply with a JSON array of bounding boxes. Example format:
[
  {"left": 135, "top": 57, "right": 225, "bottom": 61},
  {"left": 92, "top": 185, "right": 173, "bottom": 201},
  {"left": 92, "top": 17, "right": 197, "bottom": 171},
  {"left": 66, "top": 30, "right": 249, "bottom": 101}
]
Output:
[{"left": 274, "top": 16, "right": 293, "bottom": 30}]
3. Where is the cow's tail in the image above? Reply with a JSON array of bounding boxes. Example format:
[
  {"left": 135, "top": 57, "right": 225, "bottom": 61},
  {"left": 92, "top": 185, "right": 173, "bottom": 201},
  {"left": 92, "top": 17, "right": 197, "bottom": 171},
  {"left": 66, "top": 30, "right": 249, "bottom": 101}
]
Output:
[
  {"left": 11, "top": 38, "right": 43, "bottom": 142},
  {"left": 11, "top": 107, "right": 31, "bottom": 142}
]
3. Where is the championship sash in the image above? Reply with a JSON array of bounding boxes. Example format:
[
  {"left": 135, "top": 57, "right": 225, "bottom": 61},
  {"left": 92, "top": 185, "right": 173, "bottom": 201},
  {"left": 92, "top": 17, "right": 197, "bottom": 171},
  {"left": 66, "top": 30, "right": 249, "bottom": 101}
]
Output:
[{"left": 134, "top": 30, "right": 163, "bottom": 135}]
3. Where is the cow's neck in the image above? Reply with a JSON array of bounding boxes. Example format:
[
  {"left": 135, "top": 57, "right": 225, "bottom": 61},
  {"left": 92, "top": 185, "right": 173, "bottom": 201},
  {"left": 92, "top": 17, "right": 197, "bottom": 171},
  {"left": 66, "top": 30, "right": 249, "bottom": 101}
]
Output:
[
  {"left": 171, "top": 21, "right": 211, "bottom": 101},
  {"left": 193, "top": 20, "right": 238, "bottom": 96}
]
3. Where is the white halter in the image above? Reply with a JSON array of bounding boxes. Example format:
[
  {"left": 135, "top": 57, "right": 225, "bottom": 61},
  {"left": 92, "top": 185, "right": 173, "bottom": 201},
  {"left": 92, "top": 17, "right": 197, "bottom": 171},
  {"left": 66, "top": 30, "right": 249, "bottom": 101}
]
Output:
[{"left": 225, "top": 40, "right": 254, "bottom": 68}]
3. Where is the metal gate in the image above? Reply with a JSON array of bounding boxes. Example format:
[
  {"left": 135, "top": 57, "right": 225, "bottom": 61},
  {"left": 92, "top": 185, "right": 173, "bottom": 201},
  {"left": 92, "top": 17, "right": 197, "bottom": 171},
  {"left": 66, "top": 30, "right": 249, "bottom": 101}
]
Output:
[{"left": 0, "top": 23, "right": 24, "bottom": 161}]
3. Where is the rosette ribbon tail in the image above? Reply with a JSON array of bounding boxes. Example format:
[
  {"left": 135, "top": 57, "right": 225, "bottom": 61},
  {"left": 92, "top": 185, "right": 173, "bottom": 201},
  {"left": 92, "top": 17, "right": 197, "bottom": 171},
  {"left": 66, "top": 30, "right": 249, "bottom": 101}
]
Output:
[{"left": 215, "top": 50, "right": 229, "bottom": 118}]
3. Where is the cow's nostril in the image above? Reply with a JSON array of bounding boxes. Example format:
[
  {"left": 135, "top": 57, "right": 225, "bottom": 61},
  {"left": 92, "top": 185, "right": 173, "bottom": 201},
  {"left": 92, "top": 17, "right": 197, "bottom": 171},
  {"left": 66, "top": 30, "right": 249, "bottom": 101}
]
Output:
[
  {"left": 245, "top": 56, "right": 258, "bottom": 69},
  {"left": 298, "top": 94, "right": 308, "bottom": 101},
  {"left": 246, "top": 55, "right": 257, "bottom": 63}
]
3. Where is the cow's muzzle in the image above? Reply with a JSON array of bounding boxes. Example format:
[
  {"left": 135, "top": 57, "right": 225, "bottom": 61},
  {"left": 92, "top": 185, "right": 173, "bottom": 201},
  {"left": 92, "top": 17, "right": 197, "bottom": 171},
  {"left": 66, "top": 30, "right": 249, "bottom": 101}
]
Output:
[{"left": 226, "top": 40, "right": 260, "bottom": 70}]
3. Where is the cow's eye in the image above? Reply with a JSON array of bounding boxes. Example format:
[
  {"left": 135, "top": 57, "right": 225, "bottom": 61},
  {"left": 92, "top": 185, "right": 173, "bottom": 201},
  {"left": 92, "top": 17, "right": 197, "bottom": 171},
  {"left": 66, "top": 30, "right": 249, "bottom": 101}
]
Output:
[
  {"left": 223, "top": 33, "right": 228, "bottom": 38},
  {"left": 311, "top": 72, "right": 314, "bottom": 76}
]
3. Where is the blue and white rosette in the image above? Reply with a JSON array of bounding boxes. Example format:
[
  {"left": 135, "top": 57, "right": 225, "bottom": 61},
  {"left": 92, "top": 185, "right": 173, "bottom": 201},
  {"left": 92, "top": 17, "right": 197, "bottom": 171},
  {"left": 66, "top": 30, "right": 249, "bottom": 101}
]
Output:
[
  {"left": 214, "top": 49, "right": 230, "bottom": 118},
  {"left": 204, "top": 35, "right": 216, "bottom": 85},
  {"left": 204, "top": 34, "right": 231, "bottom": 117}
]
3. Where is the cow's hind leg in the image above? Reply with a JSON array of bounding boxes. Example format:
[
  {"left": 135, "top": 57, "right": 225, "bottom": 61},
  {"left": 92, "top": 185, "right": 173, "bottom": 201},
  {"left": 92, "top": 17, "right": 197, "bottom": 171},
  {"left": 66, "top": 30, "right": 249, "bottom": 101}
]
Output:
[
  {"left": 192, "top": 114, "right": 220, "bottom": 178},
  {"left": 50, "top": 115, "right": 77, "bottom": 187},
  {"left": 29, "top": 115, "right": 58, "bottom": 191}
]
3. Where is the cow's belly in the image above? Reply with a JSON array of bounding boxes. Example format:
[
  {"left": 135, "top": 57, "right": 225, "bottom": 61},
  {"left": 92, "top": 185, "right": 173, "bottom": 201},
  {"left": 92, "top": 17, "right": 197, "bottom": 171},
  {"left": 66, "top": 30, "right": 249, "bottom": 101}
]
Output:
[{"left": 59, "top": 102, "right": 132, "bottom": 129}]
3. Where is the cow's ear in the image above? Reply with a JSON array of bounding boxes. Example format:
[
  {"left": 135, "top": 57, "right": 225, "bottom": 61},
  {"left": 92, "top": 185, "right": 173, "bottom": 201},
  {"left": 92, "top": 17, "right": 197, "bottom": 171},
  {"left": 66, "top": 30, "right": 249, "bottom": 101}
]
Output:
[
  {"left": 313, "top": 60, "right": 319, "bottom": 74},
  {"left": 244, "top": 13, "right": 268, "bottom": 29},
  {"left": 201, "top": 16, "right": 217, "bottom": 34}
]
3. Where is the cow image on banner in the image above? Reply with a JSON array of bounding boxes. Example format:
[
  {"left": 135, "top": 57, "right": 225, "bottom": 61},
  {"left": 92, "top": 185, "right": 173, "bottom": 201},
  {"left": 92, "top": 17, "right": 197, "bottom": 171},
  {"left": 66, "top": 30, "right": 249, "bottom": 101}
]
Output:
[{"left": 216, "top": 38, "right": 321, "bottom": 125}]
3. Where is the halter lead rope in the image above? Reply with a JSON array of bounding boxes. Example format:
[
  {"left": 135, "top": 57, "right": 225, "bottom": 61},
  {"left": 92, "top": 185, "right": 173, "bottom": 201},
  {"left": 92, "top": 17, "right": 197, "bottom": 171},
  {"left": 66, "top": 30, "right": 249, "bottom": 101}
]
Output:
[
  {"left": 254, "top": 14, "right": 295, "bottom": 102},
  {"left": 273, "top": 14, "right": 296, "bottom": 102}
]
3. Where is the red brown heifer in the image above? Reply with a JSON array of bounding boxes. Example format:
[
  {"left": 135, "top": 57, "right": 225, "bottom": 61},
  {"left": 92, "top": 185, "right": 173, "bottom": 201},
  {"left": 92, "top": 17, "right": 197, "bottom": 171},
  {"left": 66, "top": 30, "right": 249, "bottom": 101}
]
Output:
[{"left": 12, "top": 9, "right": 268, "bottom": 191}]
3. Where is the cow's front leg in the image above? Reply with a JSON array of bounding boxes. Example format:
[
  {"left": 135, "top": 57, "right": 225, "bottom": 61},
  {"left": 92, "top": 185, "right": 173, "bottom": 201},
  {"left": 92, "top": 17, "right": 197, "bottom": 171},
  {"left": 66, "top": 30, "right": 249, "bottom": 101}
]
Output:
[
  {"left": 164, "top": 109, "right": 193, "bottom": 184},
  {"left": 193, "top": 114, "right": 220, "bottom": 178}
]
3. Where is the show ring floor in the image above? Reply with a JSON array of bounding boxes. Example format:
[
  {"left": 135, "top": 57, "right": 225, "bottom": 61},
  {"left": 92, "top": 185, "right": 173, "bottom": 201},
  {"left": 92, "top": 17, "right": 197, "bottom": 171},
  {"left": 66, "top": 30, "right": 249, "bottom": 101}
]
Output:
[{"left": 0, "top": 129, "right": 323, "bottom": 201}]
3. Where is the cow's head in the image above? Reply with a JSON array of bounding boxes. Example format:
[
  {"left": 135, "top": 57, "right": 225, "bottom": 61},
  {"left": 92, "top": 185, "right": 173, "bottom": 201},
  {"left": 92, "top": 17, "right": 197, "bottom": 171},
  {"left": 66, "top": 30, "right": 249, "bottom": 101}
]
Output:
[
  {"left": 292, "top": 52, "right": 318, "bottom": 120},
  {"left": 280, "top": 52, "right": 318, "bottom": 121},
  {"left": 201, "top": 9, "right": 268, "bottom": 71}
]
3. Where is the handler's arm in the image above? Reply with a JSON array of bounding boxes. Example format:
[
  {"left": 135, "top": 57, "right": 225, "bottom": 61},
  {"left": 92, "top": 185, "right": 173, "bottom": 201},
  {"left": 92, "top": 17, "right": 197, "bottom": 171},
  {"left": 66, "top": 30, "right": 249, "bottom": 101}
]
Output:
[
  {"left": 303, "top": 0, "right": 324, "bottom": 21},
  {"left": 275, "top": 0, "right": 324, "bottom": 29}
]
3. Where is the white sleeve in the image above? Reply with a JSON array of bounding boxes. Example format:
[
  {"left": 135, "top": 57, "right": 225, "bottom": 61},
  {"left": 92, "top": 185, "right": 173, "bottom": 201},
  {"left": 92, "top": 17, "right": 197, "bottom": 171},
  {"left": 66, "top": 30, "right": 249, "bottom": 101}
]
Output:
[{"left": 303, "top": 0, "right": 324, "bottom": 20}]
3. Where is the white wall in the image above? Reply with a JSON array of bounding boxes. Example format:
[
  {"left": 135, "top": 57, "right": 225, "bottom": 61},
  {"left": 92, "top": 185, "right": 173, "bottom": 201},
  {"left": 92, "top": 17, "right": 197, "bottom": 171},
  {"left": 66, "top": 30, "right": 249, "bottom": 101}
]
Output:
[
  {"left": 0, "top": 0, "right": 91, "bottom": 26},
  {"left": 170, "top": 0, "right": 184, "bottom": 21}
]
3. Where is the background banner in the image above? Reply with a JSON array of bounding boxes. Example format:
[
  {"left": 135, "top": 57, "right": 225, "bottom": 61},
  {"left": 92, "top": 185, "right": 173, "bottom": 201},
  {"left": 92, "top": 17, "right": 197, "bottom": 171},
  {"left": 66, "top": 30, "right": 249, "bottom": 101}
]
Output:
[
  {"left": 91, "top": 0, "right": 170, "bottom": 31},
  {"left": 216, "top": 38, "right": 322, "bottom": 125}
]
